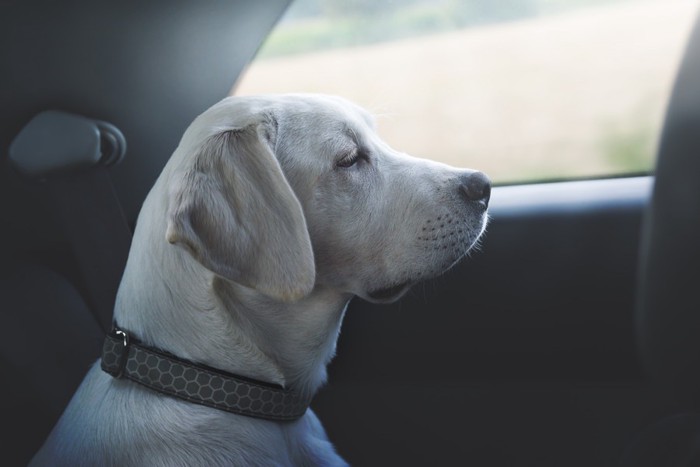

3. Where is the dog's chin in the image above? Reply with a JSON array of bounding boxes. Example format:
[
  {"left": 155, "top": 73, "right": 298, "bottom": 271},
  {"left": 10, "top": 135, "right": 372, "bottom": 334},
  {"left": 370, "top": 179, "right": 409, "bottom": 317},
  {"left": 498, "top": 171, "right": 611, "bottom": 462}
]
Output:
[
  {"left": 361, "top": 221, "right": 488, "bottom": 305},
  {"left": 364, "top": 280, "right": 412, "bottom": 304}
]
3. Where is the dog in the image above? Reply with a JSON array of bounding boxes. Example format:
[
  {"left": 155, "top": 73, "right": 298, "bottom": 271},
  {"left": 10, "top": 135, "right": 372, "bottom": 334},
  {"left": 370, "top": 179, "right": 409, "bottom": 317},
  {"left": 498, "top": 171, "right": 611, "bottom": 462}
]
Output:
[{"left": 30, "top": 94, "right": 490, "bottom": 466}]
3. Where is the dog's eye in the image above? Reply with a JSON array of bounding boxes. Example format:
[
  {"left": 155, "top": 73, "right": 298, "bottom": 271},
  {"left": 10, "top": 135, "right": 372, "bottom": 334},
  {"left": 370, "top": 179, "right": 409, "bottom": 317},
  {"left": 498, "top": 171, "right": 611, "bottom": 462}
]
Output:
[{"left": 336, "top": 150, "right": 361, "bottom": 169}]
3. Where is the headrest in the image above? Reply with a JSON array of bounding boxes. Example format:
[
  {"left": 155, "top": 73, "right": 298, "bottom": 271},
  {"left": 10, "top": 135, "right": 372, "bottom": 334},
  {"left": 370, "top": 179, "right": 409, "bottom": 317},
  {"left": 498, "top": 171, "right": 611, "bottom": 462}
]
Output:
[{"left": 0, "top": 0, "right": 289, "bottom": 224}]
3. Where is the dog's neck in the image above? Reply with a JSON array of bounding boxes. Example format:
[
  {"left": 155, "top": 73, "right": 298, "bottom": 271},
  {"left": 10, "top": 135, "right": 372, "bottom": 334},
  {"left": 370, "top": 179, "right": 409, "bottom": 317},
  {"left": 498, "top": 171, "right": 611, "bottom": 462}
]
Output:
[{"left": 113, "top": 192, "right": 351, "bottom": 402}]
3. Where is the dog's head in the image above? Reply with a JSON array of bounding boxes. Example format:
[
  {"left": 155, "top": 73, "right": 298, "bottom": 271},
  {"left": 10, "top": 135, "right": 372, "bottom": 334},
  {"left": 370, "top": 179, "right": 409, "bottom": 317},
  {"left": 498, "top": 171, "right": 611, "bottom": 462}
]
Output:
[{"left": 165, "top": 94, "right": 489, "bottom": 304}]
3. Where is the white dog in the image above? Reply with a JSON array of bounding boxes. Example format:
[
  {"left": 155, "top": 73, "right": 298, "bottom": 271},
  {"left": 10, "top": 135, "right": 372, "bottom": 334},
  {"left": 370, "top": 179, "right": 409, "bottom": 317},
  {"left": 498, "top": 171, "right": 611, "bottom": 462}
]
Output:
[{"left": 30, "top": 94, "right": 490, "bottom": 466}]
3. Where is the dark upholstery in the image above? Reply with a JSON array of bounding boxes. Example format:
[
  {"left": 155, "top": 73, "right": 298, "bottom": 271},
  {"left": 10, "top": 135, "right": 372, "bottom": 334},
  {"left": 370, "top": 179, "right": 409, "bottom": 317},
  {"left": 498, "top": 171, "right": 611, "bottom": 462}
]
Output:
[
  {"left": 620, "top": 414, "right": 700, "bottom": 467},
  {"left": 0, "top": 262, "right": 102, "bottom": 465}
]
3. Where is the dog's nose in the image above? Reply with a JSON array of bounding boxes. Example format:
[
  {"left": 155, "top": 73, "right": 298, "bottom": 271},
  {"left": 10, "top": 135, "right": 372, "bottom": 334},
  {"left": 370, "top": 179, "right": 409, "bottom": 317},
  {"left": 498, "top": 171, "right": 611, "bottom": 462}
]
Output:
[{"left": 460, "top": 171, "right": 491, "bottom": 207}]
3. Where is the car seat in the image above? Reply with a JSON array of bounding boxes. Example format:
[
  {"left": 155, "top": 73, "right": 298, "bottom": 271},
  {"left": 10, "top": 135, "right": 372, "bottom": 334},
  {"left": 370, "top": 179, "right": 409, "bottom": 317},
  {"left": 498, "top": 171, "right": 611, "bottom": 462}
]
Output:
[{"left": 620, "top": 8, "right": 700, "bottom": 467}]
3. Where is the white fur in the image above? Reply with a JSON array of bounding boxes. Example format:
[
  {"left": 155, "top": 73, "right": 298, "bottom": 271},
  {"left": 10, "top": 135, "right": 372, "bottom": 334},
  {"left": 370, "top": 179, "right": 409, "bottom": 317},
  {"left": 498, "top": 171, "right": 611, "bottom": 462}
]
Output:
[{"left": 30, "top": 94, "right": 488, "bottom": 466}]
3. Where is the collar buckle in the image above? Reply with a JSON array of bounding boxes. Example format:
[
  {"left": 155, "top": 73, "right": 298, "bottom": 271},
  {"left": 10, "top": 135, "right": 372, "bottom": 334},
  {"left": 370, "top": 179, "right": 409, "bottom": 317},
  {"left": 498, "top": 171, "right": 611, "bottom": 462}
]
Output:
[{"left": 101, "top": 327, "right": 130, "bottom": 378}]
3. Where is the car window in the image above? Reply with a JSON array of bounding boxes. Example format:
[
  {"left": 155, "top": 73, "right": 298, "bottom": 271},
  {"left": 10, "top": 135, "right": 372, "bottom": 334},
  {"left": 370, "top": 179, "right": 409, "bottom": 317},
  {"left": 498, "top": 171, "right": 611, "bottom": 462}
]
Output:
[{"left": 233, "top": 0, "right": 698, "bottom": 184}]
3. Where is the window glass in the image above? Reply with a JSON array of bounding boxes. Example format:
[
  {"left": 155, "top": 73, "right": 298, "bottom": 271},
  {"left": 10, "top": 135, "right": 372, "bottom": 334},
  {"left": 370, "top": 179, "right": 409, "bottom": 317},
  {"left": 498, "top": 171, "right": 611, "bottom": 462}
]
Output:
[{"left": 233, "top": 0, "right": 698, "bottom": 184}]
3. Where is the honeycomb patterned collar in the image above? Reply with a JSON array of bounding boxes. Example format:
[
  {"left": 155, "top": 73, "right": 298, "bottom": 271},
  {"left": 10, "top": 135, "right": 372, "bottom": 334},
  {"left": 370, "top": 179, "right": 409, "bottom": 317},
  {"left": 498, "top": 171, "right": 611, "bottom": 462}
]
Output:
[{"left": 101, "top": 327, "right": 311, "bottom": 421}]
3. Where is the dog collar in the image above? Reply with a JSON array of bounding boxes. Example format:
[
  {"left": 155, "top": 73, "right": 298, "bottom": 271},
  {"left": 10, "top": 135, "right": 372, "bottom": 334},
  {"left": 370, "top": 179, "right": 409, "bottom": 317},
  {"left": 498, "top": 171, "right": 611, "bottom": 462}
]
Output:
[{"left": 101, "top": 327, "right": 311, "bottom": 421}]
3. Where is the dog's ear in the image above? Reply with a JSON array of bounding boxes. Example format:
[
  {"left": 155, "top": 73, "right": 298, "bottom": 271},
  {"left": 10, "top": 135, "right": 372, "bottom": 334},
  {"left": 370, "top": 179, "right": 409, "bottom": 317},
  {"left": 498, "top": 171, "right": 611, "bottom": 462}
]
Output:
[{"left": 165, "top": 121, "right": 315, "bottom": 302}]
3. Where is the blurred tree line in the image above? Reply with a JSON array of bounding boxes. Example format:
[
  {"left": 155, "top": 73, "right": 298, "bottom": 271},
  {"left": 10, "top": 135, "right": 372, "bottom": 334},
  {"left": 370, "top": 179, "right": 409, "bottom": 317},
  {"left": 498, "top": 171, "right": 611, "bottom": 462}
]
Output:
[
  {"left": 287, "top": 0, "right": 618, "bottom": 23},
  {"left": 262, "top": 0, "right": 628, "bottom": 57}
]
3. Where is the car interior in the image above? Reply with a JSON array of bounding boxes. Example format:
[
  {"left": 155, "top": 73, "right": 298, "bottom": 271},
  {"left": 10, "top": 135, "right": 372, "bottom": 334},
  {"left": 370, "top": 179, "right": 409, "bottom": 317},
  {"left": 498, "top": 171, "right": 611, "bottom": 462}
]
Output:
[{"left": 1, "top": 0, "right": 699, "bottom": 466}]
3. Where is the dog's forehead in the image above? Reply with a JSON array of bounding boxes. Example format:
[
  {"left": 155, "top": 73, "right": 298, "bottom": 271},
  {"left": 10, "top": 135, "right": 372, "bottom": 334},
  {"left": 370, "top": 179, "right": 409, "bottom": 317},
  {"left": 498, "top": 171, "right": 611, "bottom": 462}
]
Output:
[
  {"left": 195, "top": 94, "right": 377, "bottom": 160},
  {"left": 273, "top": 95, "right": 374, "bottom": 131}
]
